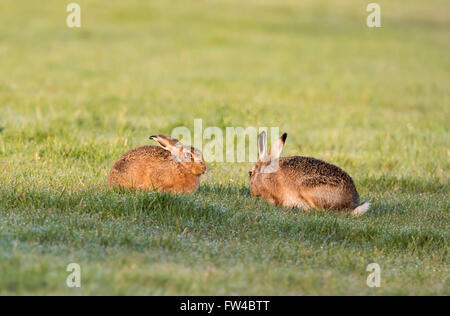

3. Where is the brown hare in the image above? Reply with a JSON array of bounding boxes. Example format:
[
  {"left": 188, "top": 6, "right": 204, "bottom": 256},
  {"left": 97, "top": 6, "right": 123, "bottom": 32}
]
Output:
[
  {"left": 108, "top": 134, "right": 206, "bottom": 193},
  {"left": 249, "top": 131, "right": 369, "bottom": 216}
]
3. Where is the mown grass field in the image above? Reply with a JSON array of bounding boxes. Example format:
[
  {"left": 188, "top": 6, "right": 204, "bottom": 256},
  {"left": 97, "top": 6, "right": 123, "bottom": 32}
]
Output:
[{"left": 0, "top": 0, "right": 448, "bottom": 295}]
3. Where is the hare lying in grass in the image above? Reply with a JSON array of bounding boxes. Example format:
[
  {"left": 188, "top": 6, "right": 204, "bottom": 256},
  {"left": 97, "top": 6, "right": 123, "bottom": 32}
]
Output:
[
  {"left": 249, "top": 132, "right": 369, "bottom": 216},
  {"left": 108, "top": 134, "right": 206, "bottom": 193}
]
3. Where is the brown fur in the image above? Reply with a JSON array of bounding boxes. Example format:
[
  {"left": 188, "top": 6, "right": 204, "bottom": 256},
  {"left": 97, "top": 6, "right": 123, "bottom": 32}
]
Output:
[
  {"left": 108, "top": 135, "right": 206, "bottom": 193},
  {"left": 249, "top": 132, "right": 363, "bottom": 212}
]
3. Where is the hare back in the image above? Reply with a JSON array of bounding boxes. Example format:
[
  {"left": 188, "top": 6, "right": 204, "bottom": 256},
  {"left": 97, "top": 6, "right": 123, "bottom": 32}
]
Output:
[
  {"left": 111, "top": 146, "right": 172, "bottom": 171},
  {"left": 107, "top": 146, "right": 187, "bottom": 191},
  {"left": 277, "top": 156, "right": 359, "bottom": 210},
  {"left": 279, "top": 156, "right": 354, "bottom": 187}
]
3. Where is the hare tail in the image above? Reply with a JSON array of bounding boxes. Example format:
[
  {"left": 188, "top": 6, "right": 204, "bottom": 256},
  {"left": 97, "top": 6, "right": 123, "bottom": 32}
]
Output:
[{"left": 351, "top": 202, "right": 370, "bottom": 217}]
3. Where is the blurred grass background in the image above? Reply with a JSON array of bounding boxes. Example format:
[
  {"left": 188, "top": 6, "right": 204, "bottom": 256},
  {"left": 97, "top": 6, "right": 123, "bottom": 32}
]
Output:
[{"left": 0, "top": 0, "right": 448, "bottom": 295}]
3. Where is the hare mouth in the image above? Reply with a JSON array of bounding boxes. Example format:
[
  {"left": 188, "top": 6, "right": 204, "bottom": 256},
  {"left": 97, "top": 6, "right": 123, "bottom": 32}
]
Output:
[{"left": 193, "top": 168, "right": 207, "bottom": 176}]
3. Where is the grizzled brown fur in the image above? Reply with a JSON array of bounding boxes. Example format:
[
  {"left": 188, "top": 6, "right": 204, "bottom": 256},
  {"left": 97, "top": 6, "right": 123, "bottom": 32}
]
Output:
[
  {"left": 250, "top": 132, "right": 368, "bottom": 214},
  {"left": 108, "top": 135, "right": 206, "bottom": 193}
]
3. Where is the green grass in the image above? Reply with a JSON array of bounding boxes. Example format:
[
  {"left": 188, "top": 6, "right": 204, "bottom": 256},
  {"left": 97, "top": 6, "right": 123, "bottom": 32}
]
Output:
[{"left": 0, "top": 0, "right": 448, "bottom": 295}]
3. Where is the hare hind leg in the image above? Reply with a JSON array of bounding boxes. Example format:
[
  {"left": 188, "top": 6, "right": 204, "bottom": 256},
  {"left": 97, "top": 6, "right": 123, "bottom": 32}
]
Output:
[
  {"left": 302, "top": 186, "right": 350, "bottom": 211},
  {"left": 281, "top": 191, "right": 314, "bottom": 211}
]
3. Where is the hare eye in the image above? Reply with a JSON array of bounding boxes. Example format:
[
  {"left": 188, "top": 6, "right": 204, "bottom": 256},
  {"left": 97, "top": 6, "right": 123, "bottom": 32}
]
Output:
[
  {"left": 248, "top": 171, "right": 252, "bottom": 176},
  {"left": 182, "top": 152, "right": 191, "bottom": 160}
]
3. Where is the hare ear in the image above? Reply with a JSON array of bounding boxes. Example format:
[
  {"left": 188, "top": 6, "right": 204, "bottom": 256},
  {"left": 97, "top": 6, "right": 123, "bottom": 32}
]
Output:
[
  {"left": 269, "top": 133, "right": 287, "bottom": 160},
  {"left": 150, "top": 134, "right": 182, "bottom": 155},
  {"left": 258, "top": 131, "right": 268, "bottom": 162}
]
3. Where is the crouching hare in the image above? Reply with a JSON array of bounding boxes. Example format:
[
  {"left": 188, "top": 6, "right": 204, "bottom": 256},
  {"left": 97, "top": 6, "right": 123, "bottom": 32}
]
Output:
[
  {"left": 249, "top": 132, "right": 369, "bottom": 216},
  {"left": 108, "top": 134, "right": 206, "bottom": 193}
]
